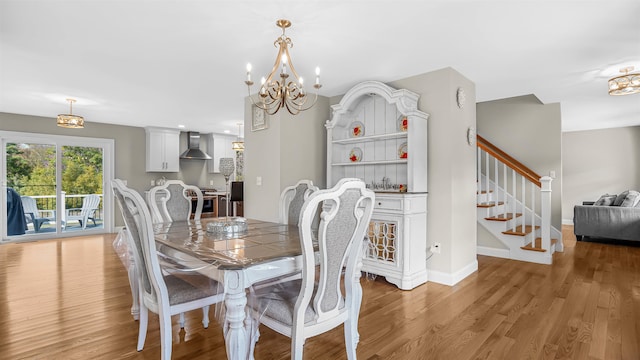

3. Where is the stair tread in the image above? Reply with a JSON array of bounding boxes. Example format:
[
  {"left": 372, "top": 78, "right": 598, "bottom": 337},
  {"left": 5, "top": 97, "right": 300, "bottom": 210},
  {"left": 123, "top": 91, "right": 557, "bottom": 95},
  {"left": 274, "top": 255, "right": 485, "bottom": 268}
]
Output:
[
  {"left": 521, "top": 238, "right": 558, "bottom": 252},
  {"left": 477, "top": 201, "right": 504, "bottom": 208},
  {"left": 502, "top": 225, "right": 540, "bottom": 236},
  {"left": 485, "top": 213, "right": 522, "bottom": 221}
]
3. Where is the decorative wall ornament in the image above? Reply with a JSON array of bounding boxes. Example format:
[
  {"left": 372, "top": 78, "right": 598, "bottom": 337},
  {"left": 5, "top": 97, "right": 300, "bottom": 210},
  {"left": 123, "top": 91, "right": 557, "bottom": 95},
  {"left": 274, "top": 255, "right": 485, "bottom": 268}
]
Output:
[
  {"left": 251, "top": 106, "right": 268, "bottom": 131},
  {"left": 456, "top": 87, "right": 466, "bottom": 109},
  {"left": 467, "top": 126, "right": 476, "bottom": 146}
]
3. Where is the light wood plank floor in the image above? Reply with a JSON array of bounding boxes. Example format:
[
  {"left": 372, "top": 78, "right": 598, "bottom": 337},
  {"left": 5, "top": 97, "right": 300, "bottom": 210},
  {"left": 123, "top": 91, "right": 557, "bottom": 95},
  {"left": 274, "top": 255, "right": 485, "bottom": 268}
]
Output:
[{"left": 1, "top": 225, "right": 639, "bottom": 359}]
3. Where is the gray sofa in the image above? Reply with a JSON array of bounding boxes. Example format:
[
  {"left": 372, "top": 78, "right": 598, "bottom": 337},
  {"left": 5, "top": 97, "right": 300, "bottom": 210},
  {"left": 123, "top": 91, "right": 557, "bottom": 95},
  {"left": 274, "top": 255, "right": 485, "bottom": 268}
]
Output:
[{"left": 573, "top": 190, "right": 640, "bottom": 241}]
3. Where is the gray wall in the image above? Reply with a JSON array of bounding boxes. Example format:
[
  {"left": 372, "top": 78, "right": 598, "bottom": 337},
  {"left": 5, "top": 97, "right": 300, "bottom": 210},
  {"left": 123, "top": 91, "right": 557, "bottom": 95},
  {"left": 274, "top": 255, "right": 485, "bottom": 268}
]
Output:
[
  {"left": 476, "top": 95, "right": 562, "bottom": 235},
  {"left": 327, "top": 68, "right": 478, "bottom": 281},
  {"left": 389, "top": 67, "right": 478, "bottom": 277},
  {"left": 0, "top": 112, "right": 227, "bottom": 226},
  {"left": 562, "top": 126, "right": 640, "bottom": 222},
  {"left": 243, "top": 96, "right": 329, "bottom": 223}
]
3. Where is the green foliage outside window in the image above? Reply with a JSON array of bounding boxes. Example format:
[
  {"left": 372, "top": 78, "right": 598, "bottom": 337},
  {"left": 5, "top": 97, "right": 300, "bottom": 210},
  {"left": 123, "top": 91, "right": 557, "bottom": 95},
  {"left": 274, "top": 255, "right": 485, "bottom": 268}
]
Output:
[{"left": 6, "top": 143, "right": 103, "bottom": 210}]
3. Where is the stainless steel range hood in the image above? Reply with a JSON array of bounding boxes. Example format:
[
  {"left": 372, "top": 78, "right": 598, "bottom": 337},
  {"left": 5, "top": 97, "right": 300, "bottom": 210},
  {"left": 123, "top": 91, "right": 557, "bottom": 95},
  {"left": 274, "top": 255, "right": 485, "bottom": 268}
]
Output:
[{"left": 180, "top": 132, "right": 212, "bottom": 160}]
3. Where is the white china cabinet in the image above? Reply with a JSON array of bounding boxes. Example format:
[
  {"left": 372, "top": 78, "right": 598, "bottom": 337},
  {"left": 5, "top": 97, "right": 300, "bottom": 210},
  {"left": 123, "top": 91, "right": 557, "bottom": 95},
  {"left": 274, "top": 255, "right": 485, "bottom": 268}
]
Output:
[
  {"left": 145, "top": 127, "right": 180, "bottom": 172},
  {"left": 325, "top": 81, "right": 429, "bottom": 290}
]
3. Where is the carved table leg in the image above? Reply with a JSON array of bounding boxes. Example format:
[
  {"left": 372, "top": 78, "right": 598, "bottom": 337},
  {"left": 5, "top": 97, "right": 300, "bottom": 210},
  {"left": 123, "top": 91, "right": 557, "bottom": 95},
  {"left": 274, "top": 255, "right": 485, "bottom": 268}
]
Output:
[{"left": 224, "top": 270, "right": 250, "bottom": 360}]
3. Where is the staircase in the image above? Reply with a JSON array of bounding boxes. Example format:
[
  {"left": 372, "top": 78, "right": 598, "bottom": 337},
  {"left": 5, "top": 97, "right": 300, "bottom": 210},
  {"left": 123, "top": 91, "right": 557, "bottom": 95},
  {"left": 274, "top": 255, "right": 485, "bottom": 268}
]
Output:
[{"left": 476, "top": 135, "right": 563, "bottom": 265}]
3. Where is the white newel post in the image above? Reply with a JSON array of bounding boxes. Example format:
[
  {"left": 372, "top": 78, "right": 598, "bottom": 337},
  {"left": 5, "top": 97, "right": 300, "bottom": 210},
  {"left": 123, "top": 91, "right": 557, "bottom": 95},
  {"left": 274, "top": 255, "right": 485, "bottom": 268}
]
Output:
[{"left": 540, "top": 176, "right": 553, "bottom": 259}]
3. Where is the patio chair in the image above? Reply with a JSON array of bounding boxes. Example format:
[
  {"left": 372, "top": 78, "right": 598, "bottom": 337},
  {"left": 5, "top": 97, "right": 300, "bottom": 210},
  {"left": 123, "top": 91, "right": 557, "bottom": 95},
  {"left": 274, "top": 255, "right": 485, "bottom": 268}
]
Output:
[
  {"left": 21, "top": 196, "right": 53, "bottom": 232},
  {"left": 64, "top": 194, "right": 100, "bottom": 230}
]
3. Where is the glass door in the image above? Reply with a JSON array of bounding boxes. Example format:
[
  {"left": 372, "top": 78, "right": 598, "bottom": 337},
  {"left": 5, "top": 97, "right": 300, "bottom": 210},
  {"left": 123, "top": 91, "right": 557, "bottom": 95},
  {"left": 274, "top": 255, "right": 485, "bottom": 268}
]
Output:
[
  {"left": 60, "top": 145, "right": 104, "bottom": 233},
  {"left": 5, "top": 142, "right": 58, "bottom": 236},
  {"left": 1, "top": 131, "right": 114, "bottom": 241}
]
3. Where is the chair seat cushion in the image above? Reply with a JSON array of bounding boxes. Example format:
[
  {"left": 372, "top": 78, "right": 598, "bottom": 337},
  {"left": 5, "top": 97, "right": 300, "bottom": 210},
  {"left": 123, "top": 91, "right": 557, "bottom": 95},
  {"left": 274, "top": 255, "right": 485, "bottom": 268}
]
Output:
[
  {"left": 254, "top": 279, "right": 345, "bottom": 326},
  {"left": 164, "top": 274, "right": 221, "bottom": 305}
]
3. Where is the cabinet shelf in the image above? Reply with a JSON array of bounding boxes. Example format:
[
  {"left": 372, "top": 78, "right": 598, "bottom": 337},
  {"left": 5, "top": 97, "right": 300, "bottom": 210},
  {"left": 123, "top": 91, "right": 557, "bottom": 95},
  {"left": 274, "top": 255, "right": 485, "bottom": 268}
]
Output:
[
  {"left": 332, "top": 159, "right": 408, "bottom": 166},
  {"left": 332, "top": 132, "right": 407, "bottom": 144}
]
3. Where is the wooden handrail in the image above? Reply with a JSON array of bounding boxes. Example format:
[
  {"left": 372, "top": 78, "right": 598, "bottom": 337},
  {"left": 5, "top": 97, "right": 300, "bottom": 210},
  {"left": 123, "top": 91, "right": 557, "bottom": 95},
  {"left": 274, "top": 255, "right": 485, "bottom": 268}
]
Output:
[{"left": 477, "top": 135, "right": 542, "bottom": 187}]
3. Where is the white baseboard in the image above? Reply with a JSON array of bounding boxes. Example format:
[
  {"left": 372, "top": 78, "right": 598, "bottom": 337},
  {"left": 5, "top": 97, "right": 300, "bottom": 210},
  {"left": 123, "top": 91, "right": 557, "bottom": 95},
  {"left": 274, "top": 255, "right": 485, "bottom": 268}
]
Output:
[
  {"left": 562, "top": 218, "right": 574, "bottom": 225},
  {"left": 477, "top": 245, "right": 510, "bottom": 259},
  {"left": 428, "top": 259, "right": 478, "bottom": 286}
]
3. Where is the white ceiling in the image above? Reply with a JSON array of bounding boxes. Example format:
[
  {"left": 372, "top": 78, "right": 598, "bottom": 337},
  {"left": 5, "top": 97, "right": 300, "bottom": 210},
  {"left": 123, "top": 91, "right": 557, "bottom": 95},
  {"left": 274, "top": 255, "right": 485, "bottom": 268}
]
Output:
[{"left": 1, "top": 1, "right": 639, "bottom": 135}]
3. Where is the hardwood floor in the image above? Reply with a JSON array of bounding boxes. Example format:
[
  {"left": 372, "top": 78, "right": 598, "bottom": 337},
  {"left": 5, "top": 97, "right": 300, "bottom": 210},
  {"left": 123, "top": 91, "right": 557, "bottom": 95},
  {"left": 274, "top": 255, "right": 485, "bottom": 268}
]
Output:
[{"left": 1, "top": 226, "right": 639, "bottom": 359}]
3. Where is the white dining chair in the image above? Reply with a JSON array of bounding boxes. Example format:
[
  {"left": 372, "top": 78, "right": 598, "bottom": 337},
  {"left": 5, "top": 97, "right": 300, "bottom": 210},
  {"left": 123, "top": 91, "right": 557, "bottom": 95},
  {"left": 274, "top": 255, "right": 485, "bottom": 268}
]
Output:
[
  {"left": 63, "top": 194, "right": 100, "bottom": 229},
  {"left": 112, "top": 179, "right": 225, "bottom": 360},
  {"left": 279, "top": 180, "right": 319, "bottom": 226},
  {"left": 147, "top": 180, "right": 203, "bottom": 223},
  {"left": 251, "top": 178, "right": 375, "bottom": 359}
]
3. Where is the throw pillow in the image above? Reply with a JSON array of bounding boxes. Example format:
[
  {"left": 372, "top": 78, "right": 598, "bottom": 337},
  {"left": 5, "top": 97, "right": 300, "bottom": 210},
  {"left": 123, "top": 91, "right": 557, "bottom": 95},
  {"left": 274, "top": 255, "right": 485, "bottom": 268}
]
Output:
[
  {"left": 594, "top": 194, "right": 617, "bottom": 206},
  {"left": 613, "top": 190, "right": 630, "bottom": 206},
  {"left": 620, "top": 190, "right": 640, "bottom": 207}
]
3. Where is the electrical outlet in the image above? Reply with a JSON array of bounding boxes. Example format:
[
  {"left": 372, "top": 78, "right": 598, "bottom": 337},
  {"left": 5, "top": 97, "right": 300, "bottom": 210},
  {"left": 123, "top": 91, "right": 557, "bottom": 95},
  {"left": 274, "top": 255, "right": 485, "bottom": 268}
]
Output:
[
  {"left": 150, "top": 179, "right": 155, "bottom": 186},
  {"left": 256, "top": 176, "right": 262, "bottom": 186},
  {"left": 209, "top": 180, "right": 214, "bottom": 185},
  {"left": 430, "top": 242, "right": 441, "bottom": 254}
]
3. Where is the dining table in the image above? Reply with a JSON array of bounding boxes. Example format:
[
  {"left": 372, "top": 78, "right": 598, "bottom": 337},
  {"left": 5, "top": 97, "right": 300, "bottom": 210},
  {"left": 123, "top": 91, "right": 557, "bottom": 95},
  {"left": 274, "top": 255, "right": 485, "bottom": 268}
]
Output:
[{"left": 152, "top": 217, "right": 305, "bottom": 360}]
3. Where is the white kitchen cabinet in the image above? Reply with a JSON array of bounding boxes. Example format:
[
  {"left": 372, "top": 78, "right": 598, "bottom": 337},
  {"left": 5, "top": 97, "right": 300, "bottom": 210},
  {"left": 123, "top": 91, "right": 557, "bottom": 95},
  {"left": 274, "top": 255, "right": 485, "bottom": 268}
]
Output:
[
  {"left": 325, "top": 81, "right": 429, "bottom": 290},
  {"left": 207, "top": 134, "right": 236, "bottom": 174},
  {"left": 145, "top": 127, "right": 180, "bottom": 172}
]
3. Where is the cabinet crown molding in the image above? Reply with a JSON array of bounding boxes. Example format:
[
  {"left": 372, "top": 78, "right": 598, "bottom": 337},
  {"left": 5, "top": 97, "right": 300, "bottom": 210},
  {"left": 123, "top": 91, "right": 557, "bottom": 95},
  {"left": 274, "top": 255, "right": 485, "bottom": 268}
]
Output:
[{"left": 326, "top": 81, "right": 427, "bottom": 129}]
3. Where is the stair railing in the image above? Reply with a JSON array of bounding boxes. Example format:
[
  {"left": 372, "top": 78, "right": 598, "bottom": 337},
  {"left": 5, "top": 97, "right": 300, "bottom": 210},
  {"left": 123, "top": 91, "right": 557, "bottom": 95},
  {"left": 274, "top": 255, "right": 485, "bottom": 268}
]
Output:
[{"left": 477, "top": 135, "right": 553, "bottom": 252}]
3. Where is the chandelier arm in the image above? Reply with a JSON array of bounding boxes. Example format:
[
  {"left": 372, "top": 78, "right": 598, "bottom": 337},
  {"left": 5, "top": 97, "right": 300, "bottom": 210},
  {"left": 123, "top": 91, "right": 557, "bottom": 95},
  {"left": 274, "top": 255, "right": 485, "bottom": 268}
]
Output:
[
  {"left": 294, "top": 92, "right": 319, "bottom": 113},
  {"left": 282, "top": 46, "right": 302, "bottom": 83},
  {"left": 266, "top": 97, "right": 284, "bottom": 116},
  {"left": 246, "top": 86, "right": 267, "bottom": 111},
  {"left": 263, "top": 42, "right": 287, "bottom": 86}
]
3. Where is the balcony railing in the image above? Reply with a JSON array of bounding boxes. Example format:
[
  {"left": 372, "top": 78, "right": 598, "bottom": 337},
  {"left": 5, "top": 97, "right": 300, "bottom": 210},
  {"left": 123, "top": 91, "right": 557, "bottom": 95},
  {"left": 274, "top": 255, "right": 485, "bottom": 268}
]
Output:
[{"left": 24, "top": 193, "right": 103, "bottom": 221}]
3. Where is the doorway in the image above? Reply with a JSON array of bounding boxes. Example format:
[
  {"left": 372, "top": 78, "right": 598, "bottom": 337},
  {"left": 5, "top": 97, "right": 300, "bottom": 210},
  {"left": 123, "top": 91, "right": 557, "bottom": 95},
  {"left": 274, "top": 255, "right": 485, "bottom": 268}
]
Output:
[{"left": 1, "top": 131, "right": 114, "bottom": 241}]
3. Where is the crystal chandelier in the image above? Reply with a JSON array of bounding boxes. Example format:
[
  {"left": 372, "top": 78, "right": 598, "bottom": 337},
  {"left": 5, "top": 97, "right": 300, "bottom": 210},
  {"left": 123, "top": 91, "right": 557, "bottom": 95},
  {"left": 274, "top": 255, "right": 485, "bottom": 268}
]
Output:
[
  {"left": 244, "top": 19, "right": 322, "bottom": 115},
  {"left": 608, "top": 66, "right": 640, "bottom": 96},
  {"left": 57, "top": 98, "right": 85, "bottom": 128},
  {"left": 232, "top": 123, "right": 244, "bottom": 151}
]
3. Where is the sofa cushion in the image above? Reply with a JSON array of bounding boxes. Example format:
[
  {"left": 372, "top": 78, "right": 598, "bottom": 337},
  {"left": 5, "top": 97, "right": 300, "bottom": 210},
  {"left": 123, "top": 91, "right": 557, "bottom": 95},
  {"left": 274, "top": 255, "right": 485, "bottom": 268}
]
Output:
[
  {"left": 620, "top": 190, "right": 640, "bottom": 207},
  {"left": 613, "top": 191, "right": 629, "bottom": 206},
  {"left": 594, "top": 194, "right": 617, "bottom": 206}
]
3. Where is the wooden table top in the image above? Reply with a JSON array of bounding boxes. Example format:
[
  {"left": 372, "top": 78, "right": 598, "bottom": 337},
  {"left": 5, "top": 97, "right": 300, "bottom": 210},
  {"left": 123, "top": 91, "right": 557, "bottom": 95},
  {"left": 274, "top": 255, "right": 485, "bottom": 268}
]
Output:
[{"left": 153, "top": 218, "right": 302, "bottom": 270}]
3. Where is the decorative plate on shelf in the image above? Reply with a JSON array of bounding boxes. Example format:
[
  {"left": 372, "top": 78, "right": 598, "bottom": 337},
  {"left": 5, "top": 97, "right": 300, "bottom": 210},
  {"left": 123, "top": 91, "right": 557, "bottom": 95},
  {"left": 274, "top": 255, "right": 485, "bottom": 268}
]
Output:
[
  {"left": 350, "top": 121, "right": 365, "bottom": 137},
  {"left": 349, "top": 147, "right": 362, "bottom": 162},
  {"left": 397, "top": 115, "right": 408, "bottom": 132},
  {"left": 398, "top": 143, "right": 408, "bottom": 159}
]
